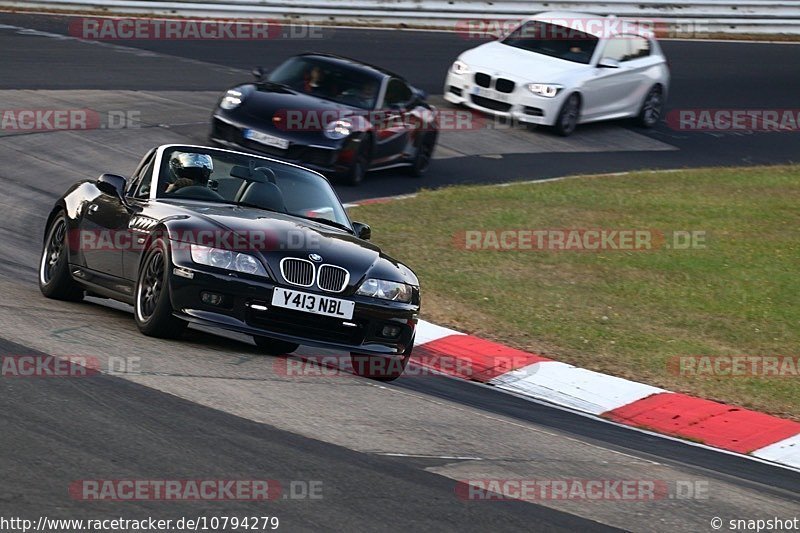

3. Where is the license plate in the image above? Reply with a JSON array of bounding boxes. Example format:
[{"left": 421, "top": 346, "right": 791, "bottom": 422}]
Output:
[
  {"left": 471, "top": 86, "right": 510, "bottom": 103},
  {"left": 244, "top": 129, "right": 290, "bottom": 150},
  {"left": 271, "top": 288, "right": 355, "bottom": 320}
]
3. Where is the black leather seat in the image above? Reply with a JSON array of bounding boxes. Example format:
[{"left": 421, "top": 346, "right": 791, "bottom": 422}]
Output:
[{"left": 240, "top": 181, "right": 287, "bottom": 212}]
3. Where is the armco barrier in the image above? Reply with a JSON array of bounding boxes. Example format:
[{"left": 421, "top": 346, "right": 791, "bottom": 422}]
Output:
[{"left": 1, "top": 0, "right": 799, "bottom": 35}]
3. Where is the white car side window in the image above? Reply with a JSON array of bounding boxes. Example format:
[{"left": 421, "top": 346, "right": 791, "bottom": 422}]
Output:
[
  {"left": 603, "top": 36, "right": 651, "bottom": 63},
  {"left": 601, "top": 38, "right": 629, "bottom": 62},
  {"left": 627, "top": 36, "right": 652, "bottom": 61}
]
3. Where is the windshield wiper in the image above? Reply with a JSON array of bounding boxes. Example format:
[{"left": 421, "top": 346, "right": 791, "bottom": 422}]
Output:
[
  {"left": 258, "top": 80, "right": 296, "bottom": 93},
  {"left": 291, "top": 214, "right": 355, "bottom": 235}
]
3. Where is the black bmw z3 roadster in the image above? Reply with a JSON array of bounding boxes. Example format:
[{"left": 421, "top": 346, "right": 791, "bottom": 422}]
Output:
[
  {"left": 210, "top": 53, "right": 438, "bottom": 186},
  {"left": 39, "top": 144, "right": 420, "bottom": 380}
]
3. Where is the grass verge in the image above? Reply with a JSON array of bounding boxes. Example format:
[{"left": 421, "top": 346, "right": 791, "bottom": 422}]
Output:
[{"left": 350, "top": 166, "right": 800, "bottom": 419}]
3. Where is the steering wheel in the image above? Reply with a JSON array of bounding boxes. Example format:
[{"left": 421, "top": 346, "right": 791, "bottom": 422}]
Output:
[{"left": 170, "top": 185, "right": 225, "bottom": 201}]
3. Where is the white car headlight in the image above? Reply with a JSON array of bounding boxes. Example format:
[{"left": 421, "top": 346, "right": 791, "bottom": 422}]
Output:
[
  {"left": 190, "top": 244, "right": 267, "bottom": 277},
  {"left": 324, "top": 119, "right": 353, "bottom": 140},
  {"left": 356, "top": 278, "right": 414, "bottom": 303},
  {"left": 527, "top": 84, "right": 563, "bottom": 98},
  {"left": 451, "top": 60, "right": 470, "bottom": 75},
  {"left": 220, "top": 88, "right": 244, "bottom": 110}
]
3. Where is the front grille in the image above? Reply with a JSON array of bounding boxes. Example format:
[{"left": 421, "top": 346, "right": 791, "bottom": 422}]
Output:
[
  {"left": 247, "top": 305, "right": 365, "bottom": 345},
  {"left": 304, "top": 147, "right": 336, "bottom": 167},
  {"left": 495, "top": 78, "right": 516, "bottom": 94},
  {"left": 317, "top": 264, "right": 349, "bottom": 293},
  {"left": 212, "top": 118, "right": 241, "bottom": 142},
  {"left": 474, "top": 72, "right": 491, "bottom": 88},
  {"left": 280, "top": 258, "right": 314, "bottom": 287},
  {"left": 470, "top": 94, "right": 512, "bottom": 112}
]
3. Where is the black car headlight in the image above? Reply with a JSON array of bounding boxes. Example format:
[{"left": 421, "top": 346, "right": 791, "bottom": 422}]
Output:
[
  {"left": 324, "top": 119, "right": 353, "bottom": 140},
  {"left": 356, "top": 278, "right": 414, "bottom": 303},
  {"left": 190, "top": 244, "right": 267, "bottom": 277},
  {"left": 220, "top": 88, "right": 245, "bottom": 110}
]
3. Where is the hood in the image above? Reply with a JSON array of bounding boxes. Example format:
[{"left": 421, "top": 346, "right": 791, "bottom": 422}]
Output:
[
  {"left": 162, "top": 203, "right": 418, "bottom": 289},
  {"left": 238, "top": 83, "right": 360, "bottom": 127},
  {"left": 459, "top": 41, "right": 589, "bottom": 83}
]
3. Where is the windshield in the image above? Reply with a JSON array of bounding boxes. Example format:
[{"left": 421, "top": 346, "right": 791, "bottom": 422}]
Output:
[
  {"left": 267, "top": 56, "right": 382, "bottom": 110},
  {"left": 155, "top": 146, "right": 351, "bottom": 230},
  {"left": 502, "top": 21, "right": 599, "bottom": 64}
]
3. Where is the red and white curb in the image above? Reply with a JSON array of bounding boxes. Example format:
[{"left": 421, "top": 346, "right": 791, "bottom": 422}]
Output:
[{"left": 411, "top": 320, "right": 800, "bottom": 470}]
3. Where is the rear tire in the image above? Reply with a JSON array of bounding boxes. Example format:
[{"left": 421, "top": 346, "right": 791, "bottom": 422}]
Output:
[
  {"left": 134, "top": 237, "right": 187, "bottom": 338},
  {"left": 253, "top": 336, "right": 300, "bottom": 355},
  {"left": 553, "top": 93, "right": 580, "bottom": 137},
  {"left": 39, "top": 211, "right": 84, "bottom": 302}
]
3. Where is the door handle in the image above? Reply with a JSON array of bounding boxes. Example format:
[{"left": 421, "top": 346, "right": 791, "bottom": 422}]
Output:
[{"left": 87, "top": 204, "right": 99, "bottom": 214}]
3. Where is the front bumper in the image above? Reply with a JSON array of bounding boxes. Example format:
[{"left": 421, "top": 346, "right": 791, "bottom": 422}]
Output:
[
  {"left": 210, "top": 112, "right": 360, "bottom": 176},
  {"left": 169, "top": 246, "right": 418, "bottom": 357},
  {"left": 443, "top": 70, "right": 565, "bottom": 127}
]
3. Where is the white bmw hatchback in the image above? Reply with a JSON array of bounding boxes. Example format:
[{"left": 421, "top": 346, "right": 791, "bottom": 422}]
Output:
[{"left": 444, "top": 12, "right": 670, "bottom": 136}]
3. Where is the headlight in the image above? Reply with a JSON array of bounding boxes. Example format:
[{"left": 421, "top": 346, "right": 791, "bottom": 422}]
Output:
[
  {"left": 324, "top": 119, "right": 353, "bottom": 140},
  {"left": 190, "top": 244, "right": 267, "bottom": 277},
  {"left": 527, "top": 83, "right": 563, "bottom": 98},
  {"left": 451, "top": 60, "right": 470, "bottom": 75},
  {"left": 356, "top": 278, "right": 414, "bottom": 303},
  {"left": 220, "top": 88, "right": 244, "bottom": 110}
]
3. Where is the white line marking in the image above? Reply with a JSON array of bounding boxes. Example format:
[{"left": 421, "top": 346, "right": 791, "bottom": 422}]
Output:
[{"left": 375, "top": 453, "right": 484, "bottom": 460}]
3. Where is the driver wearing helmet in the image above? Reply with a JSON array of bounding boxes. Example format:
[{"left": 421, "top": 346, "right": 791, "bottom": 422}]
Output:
[{"left": 165, "top": 152, "right": 214, "bottom": 194}]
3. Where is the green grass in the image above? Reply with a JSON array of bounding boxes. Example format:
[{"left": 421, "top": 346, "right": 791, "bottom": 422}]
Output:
[{"left": 350, "top": 166, "right": 800, "bottom": 418}]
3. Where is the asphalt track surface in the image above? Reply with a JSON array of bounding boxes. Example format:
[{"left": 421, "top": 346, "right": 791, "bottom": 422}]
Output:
[{"left": 0, "top": 12, "right": 798, "bottom": 532}]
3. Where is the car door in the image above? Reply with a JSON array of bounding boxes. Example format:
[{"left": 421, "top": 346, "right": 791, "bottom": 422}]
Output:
[
  {"left": 372, "top": 78, "right": 414, "bottom": 164},
  {"left": 121, "top": 153, "right": 157, "bottom": 282},
  {"left": 78, "top": 154, "right": 151, "bottom": 286},
  {"left": 582, "top": 35, "right": 647, "bottom": 120}
]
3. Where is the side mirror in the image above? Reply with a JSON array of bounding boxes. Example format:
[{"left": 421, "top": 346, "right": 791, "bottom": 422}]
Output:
[
  {"left": 352, "top": 222, "right": 371, "bottom": 241},
  {"left": 598, "top": 58, "right": 621, "bottom": 69},
  {"left": 413, "top": 87, "right": 428, "bottom": 102},
  {"left": 96, "top": 173, "right": 127, "bottom": 198},
  {"left": 252, "top": 66, "right": 265, "bottom": 81}
]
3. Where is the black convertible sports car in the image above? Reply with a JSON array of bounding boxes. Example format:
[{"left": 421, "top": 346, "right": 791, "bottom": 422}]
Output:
[
  {"left": 39, "top": 144, "right": 420, "bottom": 380},
  {"left": 209, "top": 53, "right": 438, "bottom": 185}
]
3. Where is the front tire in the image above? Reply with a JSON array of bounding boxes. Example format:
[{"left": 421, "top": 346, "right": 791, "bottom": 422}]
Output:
[
  {"left": 134, "top": 237, "right": 187, "bottom": 338},
  {"left": 253, "top": 336, "right": 300, "bottom": 355},
  {"left": 408, "top": 131, "right": 436, "bottom": 177},
  {"left": 39, "top": 211, "right": 83, "bottom": 301},
  {"left": 637, "top": 85, "right": 664, "bottom": 128},
  {"left": 553, "top": 93, "right": 580, "bottom": 137},
  {"left": 342, "top": 136, "right": 371, "bottom": 186}
]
